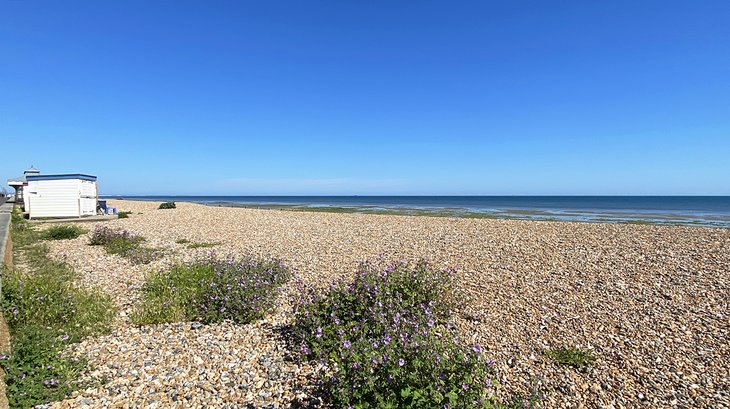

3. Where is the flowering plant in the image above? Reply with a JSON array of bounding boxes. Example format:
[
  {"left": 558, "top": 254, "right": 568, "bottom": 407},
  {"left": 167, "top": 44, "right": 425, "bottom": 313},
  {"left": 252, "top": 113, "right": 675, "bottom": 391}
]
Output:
[
  {"left": 133, "top": 254, "right": 291, "bottom": 325},
  {"left": 88, "top": 225, "right": 158, "bottom": 264},
  {"left": 198, "top": 255, "right": 291, "bottom": 323},
  {"left": 292, "top": 258, "right": 498, "bottom": 408}
]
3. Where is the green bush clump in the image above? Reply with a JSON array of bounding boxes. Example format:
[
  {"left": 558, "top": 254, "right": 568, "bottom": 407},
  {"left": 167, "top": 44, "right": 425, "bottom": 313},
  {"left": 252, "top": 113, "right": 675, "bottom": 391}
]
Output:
[
  {"left": 41, "top": 225, "right": 87, "bottom": 240},
  {"left": 132, "top": 255, "right": 291, "bottom": 326},
  {"left": 89, "top": 225, "right": 159, "bottom": 264},
  {"left": 545, "top": 346, "right": 596, "bottom": 369},
  {"left": 292, "top": 259, "right": 501, "bottom": 408},
  {"left": 158, "top": 202, "right": 176, "bottom": 209},
  {"left": 186, "top": 241, "right": 219, "bottom": 249},
  {"left": 117, "top": 211, "right": 131, "bottom": 219},
  {"left": 1, "top": 215, "right": 115, "bottom": 408}
]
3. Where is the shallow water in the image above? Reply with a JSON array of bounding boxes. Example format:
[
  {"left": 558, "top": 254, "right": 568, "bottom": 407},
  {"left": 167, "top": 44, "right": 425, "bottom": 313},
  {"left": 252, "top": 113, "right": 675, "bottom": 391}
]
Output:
[{"left": 104, "top": 196, "right": 730, "bottom": 228}]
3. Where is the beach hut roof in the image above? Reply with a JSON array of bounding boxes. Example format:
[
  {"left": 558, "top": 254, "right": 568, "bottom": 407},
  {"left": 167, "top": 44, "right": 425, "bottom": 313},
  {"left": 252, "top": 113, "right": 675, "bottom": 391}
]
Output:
[
  {"left": 26, "top": 173, "right": 97, "bottom": 182},
  {"left": 7, "top": 175, "right": 26, "bottom": 185},
  {"left": 8, "top": 166, "right": 40, "bottom": 185},
  {"left": 24, "top": 166, "right": 40, "bottom": 175}
]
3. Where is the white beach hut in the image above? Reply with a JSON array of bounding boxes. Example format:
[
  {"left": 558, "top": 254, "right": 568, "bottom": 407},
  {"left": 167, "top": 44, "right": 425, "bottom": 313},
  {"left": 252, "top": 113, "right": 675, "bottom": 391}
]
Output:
[{"left": 25, "top": 173, "right": 99, "bottom": 219}]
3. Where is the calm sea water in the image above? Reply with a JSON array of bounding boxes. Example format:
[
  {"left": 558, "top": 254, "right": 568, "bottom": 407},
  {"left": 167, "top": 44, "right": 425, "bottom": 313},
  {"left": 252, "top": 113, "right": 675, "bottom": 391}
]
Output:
[{"left": 105, "top": 196, "right": 730, "bottom": 227}]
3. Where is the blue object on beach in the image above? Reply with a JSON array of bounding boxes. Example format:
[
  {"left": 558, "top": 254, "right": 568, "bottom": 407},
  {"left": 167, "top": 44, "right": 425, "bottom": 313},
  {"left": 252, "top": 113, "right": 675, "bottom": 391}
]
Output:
[{"left": 113, "top": 208, "right": 117, "bottom": 215}]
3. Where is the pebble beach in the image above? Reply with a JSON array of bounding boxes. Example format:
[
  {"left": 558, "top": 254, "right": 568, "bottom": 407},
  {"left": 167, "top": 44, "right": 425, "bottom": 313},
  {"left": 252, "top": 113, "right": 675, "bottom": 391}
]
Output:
[{"left": 41, "top": 200, "right": 729, "bottom": 408}]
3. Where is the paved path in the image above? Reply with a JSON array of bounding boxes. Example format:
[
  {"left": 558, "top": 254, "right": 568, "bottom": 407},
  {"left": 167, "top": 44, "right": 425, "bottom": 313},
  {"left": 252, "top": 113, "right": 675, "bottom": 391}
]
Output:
[
  {"left": 0, "top": 202, "right": 12, "bottom": 409},
  {"left": 0, "top": 202, "right": 11, "bottom": 268}
]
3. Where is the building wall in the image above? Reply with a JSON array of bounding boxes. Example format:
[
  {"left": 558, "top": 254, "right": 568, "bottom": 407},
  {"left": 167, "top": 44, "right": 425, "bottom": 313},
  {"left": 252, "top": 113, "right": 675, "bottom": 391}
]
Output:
[
  {"left": 26, "top": 179, "right": 97, "bottom": 218},
  {"left": 79, "top": 180, "right": 98, "bottom": 216}
]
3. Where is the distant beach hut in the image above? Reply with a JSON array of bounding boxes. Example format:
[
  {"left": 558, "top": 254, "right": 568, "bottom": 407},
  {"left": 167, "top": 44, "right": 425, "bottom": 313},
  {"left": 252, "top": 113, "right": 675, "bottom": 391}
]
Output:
[
  {"left": 24, "top": 173, "right": 99, "bottom": 219},
  {"left": 7, "top": 165, "right": 40, "bottom": 210}
]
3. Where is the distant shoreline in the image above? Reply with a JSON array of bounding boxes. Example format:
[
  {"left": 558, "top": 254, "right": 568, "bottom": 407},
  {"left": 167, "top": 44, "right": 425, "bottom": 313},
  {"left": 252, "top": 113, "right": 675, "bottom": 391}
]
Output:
[{"left": 104, "top": 196, "right": 730, "bottom": 228}]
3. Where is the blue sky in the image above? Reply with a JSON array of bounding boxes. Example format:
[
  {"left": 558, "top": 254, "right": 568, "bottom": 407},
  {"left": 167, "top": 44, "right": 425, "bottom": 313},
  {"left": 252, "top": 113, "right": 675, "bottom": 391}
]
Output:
[{"left": 1, "top": 1, "right": 729, "bottom": 195}]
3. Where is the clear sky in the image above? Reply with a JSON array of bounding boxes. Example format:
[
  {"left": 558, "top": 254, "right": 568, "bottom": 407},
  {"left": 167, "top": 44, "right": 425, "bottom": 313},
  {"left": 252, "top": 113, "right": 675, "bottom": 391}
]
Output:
[{"left": 1, "top": 1, "right": 729, "bottom": 195}]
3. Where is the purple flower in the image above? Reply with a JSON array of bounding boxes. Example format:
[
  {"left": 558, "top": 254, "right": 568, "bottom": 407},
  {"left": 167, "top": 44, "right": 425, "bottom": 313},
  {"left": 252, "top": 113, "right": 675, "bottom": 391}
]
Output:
[
  {"left": 315, "top": 327, "right": 322, "bottom": 338},
  {"left": 43, "top": 378, "right": 60, "bottom": 387},
  {"left": 398, "top": 358, "right": 405, "bottom": 367},
  {"left": 343, "top": 340, "right": 351, "bottom": 349}
]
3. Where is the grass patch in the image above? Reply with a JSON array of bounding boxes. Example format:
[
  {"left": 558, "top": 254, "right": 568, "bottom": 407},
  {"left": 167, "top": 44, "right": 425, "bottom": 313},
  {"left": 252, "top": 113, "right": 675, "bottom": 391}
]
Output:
[
  {"left": 117, "top": 211, "right": 132, "bottom": 219},
  {"left": 545, "top": 346, "right": 596, "bottom": 369},
  {"left": 186, "top": 241, "right": 219, "bottom": 249},
  {"left": 1, "top": 208, "right": 115, "bottom": 408},
  {"left": 89, "top": 225, "right": 160, "bottom": 264},
  {"left": 624, "top": 219, "right": 655, "bottom": 225},
  {"left": 11, "top": 210, "right": 39, "bottom": 248},
  {"left": 132, "top": 256, "right": 290, "bottom": 326},
  {"left": 174, "top": 238, "right": 220, "bottom": 248},
  {"left": 158, "top": 202, "right": 176, "bottom": 209},
  {"left": 41, "top": 225, "right": 87, "bottom": 241}
]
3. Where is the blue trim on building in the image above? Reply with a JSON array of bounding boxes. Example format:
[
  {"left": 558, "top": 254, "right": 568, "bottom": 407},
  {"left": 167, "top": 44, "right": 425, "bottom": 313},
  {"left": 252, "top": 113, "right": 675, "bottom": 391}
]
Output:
[{"left": 26, "top": 174, "right": 97, "bottom": 182}]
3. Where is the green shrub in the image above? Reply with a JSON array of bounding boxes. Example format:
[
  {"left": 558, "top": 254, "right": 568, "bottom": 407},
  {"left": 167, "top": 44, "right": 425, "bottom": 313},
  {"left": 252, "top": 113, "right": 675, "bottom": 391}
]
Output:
[
  {"left": 2, "top": 263, "right": 114, "bottom": 343},
  {"left": 1, "top": 323, "right": 88, "bottom": 407},
  {"left": 41, "top": 225, "right": 87, "bottom": 240},
  {"left": 132, "top": 256, "right": 290, "bottom": 325},
  {"left": 1, "top": 217, "right": 115, "bottom": 408},
  {"left": 186, "top": 241, "right": 219, "bottom": 249},
  {"left": 174, "top": 238, "right": 219, "bottom": 248},
  {"left": 545, "top": 346, "right": 596, "bottom": 369},
  {"left": 292, "top": 259, "right": 500, "bottom": 408},
  {"left": 158, "top": 202, "right": 176, "bottom": 209},
  {"left": 89, "top": 225, "right": 159, "bottom": 264},
  {"left": 117, "top": 211, "right": 131, "bottom": 219},
  {"left": 132, "top": 262, "right": 215, "bottom": 325}
]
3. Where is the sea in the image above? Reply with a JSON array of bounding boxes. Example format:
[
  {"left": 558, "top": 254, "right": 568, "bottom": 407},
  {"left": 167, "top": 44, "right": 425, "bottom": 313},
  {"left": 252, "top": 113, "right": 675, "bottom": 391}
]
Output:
[{"left": 103, "top": 196, "right": 730, "bottom": 228}]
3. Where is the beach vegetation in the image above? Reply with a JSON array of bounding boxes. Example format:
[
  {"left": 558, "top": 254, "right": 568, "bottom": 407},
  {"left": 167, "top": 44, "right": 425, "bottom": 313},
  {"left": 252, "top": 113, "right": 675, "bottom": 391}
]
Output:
[
  {"left": 175, "top": 238, "right": 190, "bottom": 244},
  {"left": 41, "top": 224, "right": 87, "bottom": 241},
  {"left": 545, "top": 346, "right": 596, "bottom": 369},
  {"left": 89, "top": 224, "right": 159, "bottom": 264},
  {"left": 1, "top": 210, "right": 115, "bottom": 408},
  {"left": 186, "top": 241, "right": 220, "bottom": 249},
  {"left": 625, "top": 219, "right": 654, "bottom": 226},
  {"left": 158, "top": 202, "right": 176, "bottom": 209},
  {"left": 132, "top": 255, "right": 291, "bottom": 326},
  {"left": 117, "top": 211, "right": 132, "bottom": 219},
  {"left": 11, "top": 209, "right": 39, "bottom": 248},
  {"left": 291, "top": 258, "right": 503, "bottom": 408}
]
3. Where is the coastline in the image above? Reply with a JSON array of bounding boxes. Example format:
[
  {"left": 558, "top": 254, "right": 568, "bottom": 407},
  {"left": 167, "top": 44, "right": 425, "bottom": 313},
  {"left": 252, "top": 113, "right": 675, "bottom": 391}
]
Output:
[{"left": 105, "top": 196, "right": 730, "bottom": 228}]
